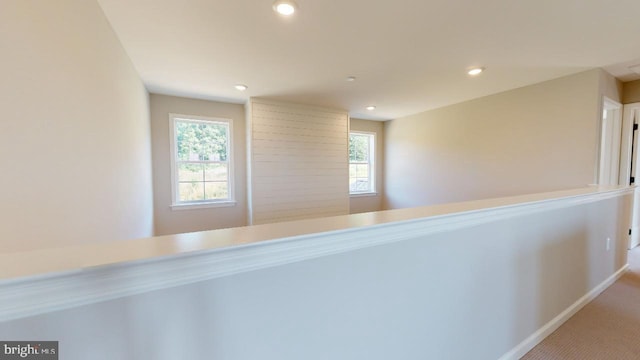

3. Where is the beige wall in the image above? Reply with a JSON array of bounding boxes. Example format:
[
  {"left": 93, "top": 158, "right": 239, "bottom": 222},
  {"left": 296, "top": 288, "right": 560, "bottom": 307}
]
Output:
[
  {"left": 0, "top": 0, "right": 153, "bottom": 251},
  {"left": 150, "top": 94, "right": 247, "bottom": 235},
  {"left": 384, "top": 69, "right": 611, "bottom": 209},
  {"left": 349, "top": 118, "right": 385, "bottom": 213},
  {"left": 623, "top": 79, "right": 640, "bottom": 104}
]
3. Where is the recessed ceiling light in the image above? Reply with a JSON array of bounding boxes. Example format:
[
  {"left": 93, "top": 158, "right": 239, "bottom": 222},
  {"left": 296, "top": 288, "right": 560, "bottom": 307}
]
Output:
[
  {"left": 346, "top": 76, "right": 356, "bottom": 82},
  {"left": 234, "top": 84, "right": 248, "bottom": 91},
  {"left": 273, "top": 0, "right": 298, "bottom": 16},
  {"left": 467, "top": 67, "right": 484, "bottom": 76},
  {"left": 366, "top": 106, "right": 376, "bottom": 111}
]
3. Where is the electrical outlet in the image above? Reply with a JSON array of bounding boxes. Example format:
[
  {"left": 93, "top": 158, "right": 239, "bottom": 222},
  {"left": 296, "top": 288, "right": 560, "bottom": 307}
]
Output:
[{"left": 606, "top": 237, "right": 611, "bottom": 251}]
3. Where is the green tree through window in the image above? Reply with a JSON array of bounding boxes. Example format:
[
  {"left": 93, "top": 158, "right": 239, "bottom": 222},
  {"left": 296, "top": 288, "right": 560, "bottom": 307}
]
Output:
[{"left": 176, "top": 121, "right": 228, "bottom": 161}]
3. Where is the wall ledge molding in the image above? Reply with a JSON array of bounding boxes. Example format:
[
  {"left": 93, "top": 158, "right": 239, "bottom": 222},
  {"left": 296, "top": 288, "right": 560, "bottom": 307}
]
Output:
[{"left": 0, "top": 186, "right": 633, "bottom": 322}]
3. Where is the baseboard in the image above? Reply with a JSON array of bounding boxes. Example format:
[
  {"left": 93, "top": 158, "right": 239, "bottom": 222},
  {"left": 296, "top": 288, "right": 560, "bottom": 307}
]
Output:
[{"left": 497, "top": 264, "right": 629, "bottom": 360}]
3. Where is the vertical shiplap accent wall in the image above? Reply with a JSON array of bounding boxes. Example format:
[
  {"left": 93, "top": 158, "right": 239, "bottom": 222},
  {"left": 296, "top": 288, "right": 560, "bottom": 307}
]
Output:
[{"left": 247, "top": 99, "right": 349, "bottom": 224}]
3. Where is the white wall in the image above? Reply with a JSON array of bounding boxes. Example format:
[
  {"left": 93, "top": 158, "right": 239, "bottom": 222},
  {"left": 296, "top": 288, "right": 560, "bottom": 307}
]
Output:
[
  {"left": 0, "top": 190, "right": 631, "bottom": 360},
  {"left": 247, "top": 99, "right": 349, "bottom": 224},
  {"left": 349, "top": 118, "right": 385, "bottom": 214},
  {"left": 384, "top": 69, "right": 615, "bottom": 209},
  {"left": 150, "top": 94, "right": 247, "bottom": 235},
  {"left": 0, "top": 0, "right": 153, "bottom": 251}
]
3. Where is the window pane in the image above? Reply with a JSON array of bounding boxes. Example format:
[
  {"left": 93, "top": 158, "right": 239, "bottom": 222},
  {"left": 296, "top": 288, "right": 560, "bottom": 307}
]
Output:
[
  {"left": 349, "top": 134, "right": 358, "bottom": 161},
  {"left": 349, "top": 164, "right": 357, "bottom": 178},
  {"left": 176, "top": 120, "right": 228, "bottom": 161},
  {"left": 179, "top": 182, "right": 205, "bottom": 201},
  {"left": 349, "top": 134, "right": 369, "bottom": 162},
  {"left": 359, "top": 141, "right": 369, "bottom": 162},
  {"left": 354, "top": 179, "right": 370, "bottom": 192},
  {"left": 348, "top": 132, "right": 374, "bottom": 194},
  {"left": 349, "top": 178, "right": 358, "bottom": 192},
  {"left": 178, "top": 163, "right": 203, "bottom": 182},
  {"left": 205, "top": 163, "right": 228, "bottom": 182},
  {"left": 205, "top": 182, "right": 228, "bottom": 199},
  {"left": 356, "top": 164, "right": 369, "bottom": 178}
]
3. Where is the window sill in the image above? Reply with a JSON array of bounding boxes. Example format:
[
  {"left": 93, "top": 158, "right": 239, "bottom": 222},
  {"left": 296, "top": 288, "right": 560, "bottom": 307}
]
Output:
[
  {"left": 171, "top": 201, "right": 237, "bottom": 211},
  {"left": 350, "top": 192, "right": 378, "bottom": 198}
]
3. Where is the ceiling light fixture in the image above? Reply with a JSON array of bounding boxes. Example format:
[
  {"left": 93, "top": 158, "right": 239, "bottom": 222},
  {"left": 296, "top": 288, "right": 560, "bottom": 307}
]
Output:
[
  {"left": 366, "top": 106, "right": 376, "bottom": 111},
  {"left": 467, "top": 67, "right": 484, "bottom": 76},
  {"left": 273, "top": 0, "right": 298, "bottom": 16},
  {"left": 346, "top": 76, "right": 356, "bottom": 82},
  {"left": 234, "top": 84, "right": 248, "bottom": 91}
]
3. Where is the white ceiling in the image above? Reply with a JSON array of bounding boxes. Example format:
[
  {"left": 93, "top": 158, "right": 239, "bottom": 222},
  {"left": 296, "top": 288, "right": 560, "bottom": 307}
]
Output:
[{"left": 97, "top": 0, "right": 640, "bottom": 121}]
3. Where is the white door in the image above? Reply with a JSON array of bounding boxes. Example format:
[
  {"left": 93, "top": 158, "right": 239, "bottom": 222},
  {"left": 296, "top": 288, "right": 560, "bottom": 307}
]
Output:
[
  {"left": 598, "top": 97, "right": 623, "bottom": 185},
  {"left": 623, "top": 103, "right": 640, "bottom": 248}
]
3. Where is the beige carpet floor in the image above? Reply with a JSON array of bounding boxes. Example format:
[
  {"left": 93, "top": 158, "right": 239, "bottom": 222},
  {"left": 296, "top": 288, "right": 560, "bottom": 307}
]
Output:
[{"left": 521, "top": 246, "right": 640, "bottom": 359}]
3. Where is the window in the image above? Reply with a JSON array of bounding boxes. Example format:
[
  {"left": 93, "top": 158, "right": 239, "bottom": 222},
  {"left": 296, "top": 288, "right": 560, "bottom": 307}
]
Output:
[
  {"left": 169, "top": 114, "right": 234, "bottom": 208},
  {"left": 349, "top": 132, "right": 375, "bottom": 194}
]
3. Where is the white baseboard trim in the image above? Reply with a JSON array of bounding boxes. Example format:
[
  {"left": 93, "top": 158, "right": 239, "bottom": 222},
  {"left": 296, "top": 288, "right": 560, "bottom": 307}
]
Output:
[{"left": 497, "top": 264, "right": 629, "bottom": 360}]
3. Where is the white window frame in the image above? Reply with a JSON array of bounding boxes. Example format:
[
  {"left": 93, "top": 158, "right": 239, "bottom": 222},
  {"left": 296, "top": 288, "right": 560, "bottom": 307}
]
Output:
[
  {"left": 169, "top": 114, "right": 236, "bottom": 210},
  {"left": 349, "top": 131, "right": 376, "bottom": 196}
]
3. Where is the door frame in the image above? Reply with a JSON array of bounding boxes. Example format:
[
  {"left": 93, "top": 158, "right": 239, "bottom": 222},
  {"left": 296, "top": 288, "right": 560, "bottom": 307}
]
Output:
[
  {"left": 597, "top": 97, "right": 623, "bottom": 185},
  {"left": 619, "top": 102, "right": 638, "bottom": 186},
  {"left": 621, "top": 102, "right": 640, "bottom": 248}
]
